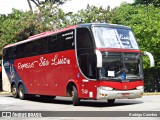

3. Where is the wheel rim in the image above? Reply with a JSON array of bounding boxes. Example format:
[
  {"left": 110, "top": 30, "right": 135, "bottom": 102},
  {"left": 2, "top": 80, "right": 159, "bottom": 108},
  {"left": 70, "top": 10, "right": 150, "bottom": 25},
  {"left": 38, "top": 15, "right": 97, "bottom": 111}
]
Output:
[
  {"left": 71, "top": 91, "right": 74, "bottom": 99},
  {"left": 19, "top": 87, "right": 23, "bottom": 98},
  {"left": 12, "top": 86, "right": 16, "bottom": 95}
]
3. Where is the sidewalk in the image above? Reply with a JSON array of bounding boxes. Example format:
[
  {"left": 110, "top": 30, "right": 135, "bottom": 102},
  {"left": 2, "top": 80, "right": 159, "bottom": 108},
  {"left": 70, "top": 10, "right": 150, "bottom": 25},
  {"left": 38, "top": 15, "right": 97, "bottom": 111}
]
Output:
[
  {"left": 144, "top": 92, "right": 160, "bottom": 95},
  {"left": 0, "top": 91, "right": 12, "bottom": 95}
]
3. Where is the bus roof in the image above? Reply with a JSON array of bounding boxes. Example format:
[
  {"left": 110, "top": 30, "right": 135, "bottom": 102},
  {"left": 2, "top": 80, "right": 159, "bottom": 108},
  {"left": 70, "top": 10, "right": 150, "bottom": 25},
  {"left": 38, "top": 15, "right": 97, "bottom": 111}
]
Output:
[
  {"left": 78, "top": 23, "right": 131, "bottom": 29},
  {"left": 3, "top": 23, "right": 130, "bottom": 49}
]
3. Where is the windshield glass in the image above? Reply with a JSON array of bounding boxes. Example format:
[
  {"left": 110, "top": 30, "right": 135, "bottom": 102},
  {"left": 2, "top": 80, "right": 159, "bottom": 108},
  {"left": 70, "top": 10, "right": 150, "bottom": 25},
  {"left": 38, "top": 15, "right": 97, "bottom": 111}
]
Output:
[
  {"left": 92, "top": 27, "right": 139, "bottom": 49},
  {"left": 100, "top": 52, "right": 143, "bottom": 81}
]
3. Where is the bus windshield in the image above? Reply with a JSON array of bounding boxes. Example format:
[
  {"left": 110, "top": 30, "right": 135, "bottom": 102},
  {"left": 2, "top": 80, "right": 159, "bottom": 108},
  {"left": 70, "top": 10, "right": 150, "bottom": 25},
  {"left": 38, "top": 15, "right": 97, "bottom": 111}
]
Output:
[
  {"left": 92, "top": 27, "right": 139, "bottom": 49},
  {"left": 100, "top": 52, "right": 143, "bottom": 81}
]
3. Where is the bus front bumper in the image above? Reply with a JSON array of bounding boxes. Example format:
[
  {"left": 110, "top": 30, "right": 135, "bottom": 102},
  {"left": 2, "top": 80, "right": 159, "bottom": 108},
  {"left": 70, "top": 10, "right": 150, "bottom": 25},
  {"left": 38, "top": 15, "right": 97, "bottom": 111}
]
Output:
[{"left": 96, "top": 86, "right": 144, "bottom": 100}]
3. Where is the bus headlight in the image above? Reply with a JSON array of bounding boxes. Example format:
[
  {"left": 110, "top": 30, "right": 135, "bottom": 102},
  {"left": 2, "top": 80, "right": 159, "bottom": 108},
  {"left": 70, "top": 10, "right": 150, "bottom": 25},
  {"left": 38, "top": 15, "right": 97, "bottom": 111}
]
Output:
[
  {"left": 99, "top": 86, "right": 113, "bottom": 91},
  {"left": 136, "top": 86, "right": 144, "bottom": 90}
]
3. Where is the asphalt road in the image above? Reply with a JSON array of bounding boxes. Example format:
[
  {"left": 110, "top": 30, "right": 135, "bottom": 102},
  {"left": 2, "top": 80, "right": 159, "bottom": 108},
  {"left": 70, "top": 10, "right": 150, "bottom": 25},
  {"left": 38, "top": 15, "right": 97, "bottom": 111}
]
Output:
[{"left": 0, "top": 94, "right": 160, "bottom": 120}]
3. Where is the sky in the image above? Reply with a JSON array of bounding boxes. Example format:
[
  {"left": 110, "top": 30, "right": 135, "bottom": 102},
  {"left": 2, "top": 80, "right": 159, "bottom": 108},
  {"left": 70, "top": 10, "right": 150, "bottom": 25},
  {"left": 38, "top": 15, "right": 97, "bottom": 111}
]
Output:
[{"left": 0, "top": 0, "right": 134, "bottom": 14}]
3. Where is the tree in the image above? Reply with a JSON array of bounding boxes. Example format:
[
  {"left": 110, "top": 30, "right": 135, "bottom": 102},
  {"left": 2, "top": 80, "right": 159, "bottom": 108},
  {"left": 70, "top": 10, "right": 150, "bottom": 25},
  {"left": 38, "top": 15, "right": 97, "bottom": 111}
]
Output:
[
  {"left": 134, "top": 0, "right": 160, "bottom": 7},
  {"left": 30, "top": 0, "right": 67, "bottom": 6},
  {"left": 28, "top": 0, "right": 68, "bottom": 12},
  {"left": 0, "top": 9, "right": 44, "bottom": 53},
  {"left": 0, "top": 2, "right": 68, "bottom": 55},
  {"left": 69, "top": 5, "right": 111, "bottom": 25}
]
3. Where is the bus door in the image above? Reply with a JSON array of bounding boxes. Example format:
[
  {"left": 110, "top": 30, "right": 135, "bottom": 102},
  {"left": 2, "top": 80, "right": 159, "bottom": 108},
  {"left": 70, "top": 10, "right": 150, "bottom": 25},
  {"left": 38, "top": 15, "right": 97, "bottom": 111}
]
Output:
[{"left": 76, "top": 28, "right": 96, "bottom": 98}]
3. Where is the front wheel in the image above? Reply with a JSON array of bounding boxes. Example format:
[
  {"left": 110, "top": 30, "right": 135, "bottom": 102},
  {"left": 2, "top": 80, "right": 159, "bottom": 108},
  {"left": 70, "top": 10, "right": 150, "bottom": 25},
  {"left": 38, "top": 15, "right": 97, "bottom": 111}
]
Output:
[
  {"left": 18, "top": 84, "right": 27, "bottom": 100},
  {"left": 72, "top": 86, "right": 80, "bottom": 106}
]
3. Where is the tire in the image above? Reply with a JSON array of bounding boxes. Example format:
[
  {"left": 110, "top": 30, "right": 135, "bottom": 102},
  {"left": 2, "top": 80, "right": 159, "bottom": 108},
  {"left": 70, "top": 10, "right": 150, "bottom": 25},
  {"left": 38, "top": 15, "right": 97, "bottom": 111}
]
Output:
[
  {"left": 11, "top": 84, "right": 18, "bottom": 98},
  {"left": 107, "top": 99, "right": 115, "bottom": 104},
  {"left": 72, "top": 86, "right": 80, "bottom": 106},
  {"left": 18, "top": 84, "right": 27, "bottom": 100}
]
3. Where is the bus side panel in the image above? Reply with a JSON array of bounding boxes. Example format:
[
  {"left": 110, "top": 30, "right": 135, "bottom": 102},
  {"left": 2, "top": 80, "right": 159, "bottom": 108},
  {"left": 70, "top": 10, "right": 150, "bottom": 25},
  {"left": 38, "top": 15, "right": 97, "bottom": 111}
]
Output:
[
  {"left": 15, "top": 57, "right": 39, "bottom": 94},
  {"left": 52, "top": 50, "right": 77, "bottom": 96},
  {"left": 14, "top": 50, "right": 77, "bottom": 96},
  {"left": 78, "top": 80, "right": 98, "bottom": 99},
  {"left": 2, "top": 59, "right": 28, "bottom": 93}
]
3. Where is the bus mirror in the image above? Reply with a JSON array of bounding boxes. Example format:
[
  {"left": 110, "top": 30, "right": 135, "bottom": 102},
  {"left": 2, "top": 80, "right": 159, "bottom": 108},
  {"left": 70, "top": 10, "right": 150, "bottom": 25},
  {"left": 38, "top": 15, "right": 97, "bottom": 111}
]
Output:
[{"left": 143, "top": 51, "right": 155, "bottom": 67}]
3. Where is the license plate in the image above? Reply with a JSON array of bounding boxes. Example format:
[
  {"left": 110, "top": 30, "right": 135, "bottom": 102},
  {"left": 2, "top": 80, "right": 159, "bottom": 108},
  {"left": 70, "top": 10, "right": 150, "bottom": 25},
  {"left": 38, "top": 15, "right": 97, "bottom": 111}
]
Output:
[{"left": 122, "top": 93, "right": 130, "bottom": 97}]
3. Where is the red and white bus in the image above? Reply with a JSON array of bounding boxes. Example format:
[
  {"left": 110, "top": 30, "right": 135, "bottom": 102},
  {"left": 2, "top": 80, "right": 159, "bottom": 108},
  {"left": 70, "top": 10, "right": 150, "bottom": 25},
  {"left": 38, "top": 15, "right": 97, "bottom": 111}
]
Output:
[{"left": 2, "top": 23, "right": 154, "bottom": 106}]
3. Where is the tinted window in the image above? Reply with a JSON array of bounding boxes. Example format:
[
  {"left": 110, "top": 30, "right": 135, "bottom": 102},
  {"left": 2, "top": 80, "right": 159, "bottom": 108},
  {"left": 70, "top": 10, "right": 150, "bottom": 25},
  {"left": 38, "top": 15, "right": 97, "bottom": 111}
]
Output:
[
  {"left": 77, "top": 28, "right": 93, "bottom": 49},
  {"left": 37, "top": 37, "right": 49, "bottom": 55},
  {"left": 4, "top": 46, "right": 16, "bottom": 60},
  {"left": 16, "top": 44, "right": 26, "bottom": 59},
  {"left": 26, "top": 41, "right": 37, "bottom": 57},
  {"left": 76, "top": 28, "right": 96, "bottom": 79},
  {"left": 61, "top": 30, "right": 75, "bottom": 51},
  {"left": 48, "top": 35, "right": 61, "bottom": 53}
]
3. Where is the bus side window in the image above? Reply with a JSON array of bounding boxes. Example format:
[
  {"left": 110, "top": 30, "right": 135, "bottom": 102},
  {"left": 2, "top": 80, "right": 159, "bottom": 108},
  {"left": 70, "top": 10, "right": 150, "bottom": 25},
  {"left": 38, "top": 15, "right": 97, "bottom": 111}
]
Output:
[
  {"left": 61, "top": 30, "right": 75, "bottom": 51},
  {"left": 77, "top": 28, "right": 94, "bottom": 56},
  {"left": 77, "top": 28, "right": 93, "bottom": 49},
  {"left": 37, "top": 37, "right": 49, "bottom": 55},
  {"left": 26, "top": 41, "right": 37, "bottom": 57},
  {"left": 6, "top": 46, "right": 16, "bottom": 60},
  {"left": 48, "top": 34, "right": 61, "bottom": 53},
  {"left": 5, "top": 48, "right": 13, "bottom": 61},
  {"left": 76, "top": 28, "right": 96, "bottom": 79},
  {"left": 16, "top": 44, "right": 26, "bottom": 59}
]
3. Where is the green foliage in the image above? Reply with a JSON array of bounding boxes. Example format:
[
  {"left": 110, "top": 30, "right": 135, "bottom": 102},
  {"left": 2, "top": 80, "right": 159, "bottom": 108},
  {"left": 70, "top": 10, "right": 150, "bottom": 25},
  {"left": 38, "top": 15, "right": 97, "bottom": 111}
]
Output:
[
  {"left": 0, "top": 3, "right": 68, "bottom": 58},
  {"left": 0, "top": 9, "right": 43, "bottom": 50},
  {"left": 68, "top": 5, "right": 111, "bottom": 24},
  {"left": 134, "top": 0, "right": 160, "bottom": 7},
  {"left": 37, "top": 2, "right": 69, "bottom": 30},
  {"left": 30, "top": 0, "right": 68, "bottom": 6}
]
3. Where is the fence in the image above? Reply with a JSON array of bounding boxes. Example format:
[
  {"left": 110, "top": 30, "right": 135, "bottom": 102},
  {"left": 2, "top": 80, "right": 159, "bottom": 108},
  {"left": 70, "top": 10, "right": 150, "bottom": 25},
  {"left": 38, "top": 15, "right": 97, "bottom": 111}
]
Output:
[{"left": 144, "top": 68, "right": 160, "bottom": 92}]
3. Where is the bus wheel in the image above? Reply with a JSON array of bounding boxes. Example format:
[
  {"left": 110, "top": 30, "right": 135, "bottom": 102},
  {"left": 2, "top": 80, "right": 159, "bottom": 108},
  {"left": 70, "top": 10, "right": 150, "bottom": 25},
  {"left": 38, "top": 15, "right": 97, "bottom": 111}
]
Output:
[
  {"left": 72, "top": 86, "right": 80, "bottom": 106},
  {"left": 11, "top": 84, "right": 18, "bottom": 98},
  {"left": 107, "top": 99, "right": 115, "bottom": 104},
  {"left": 18, "top": 84, "right": 27, "bottom": 100}
]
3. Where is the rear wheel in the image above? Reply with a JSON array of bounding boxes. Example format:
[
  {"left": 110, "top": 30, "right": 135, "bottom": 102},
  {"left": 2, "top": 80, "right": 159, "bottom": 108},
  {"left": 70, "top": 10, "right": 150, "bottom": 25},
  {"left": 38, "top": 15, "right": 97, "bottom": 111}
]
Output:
[
  {"left": 107, "top": 99, "right": 115, "bottom": 104},
  {"left": 18, "top": 84, "right": 27, "bottom": 100},
  {"left": 11, "top": 84, "right": 18, "bottom": 98},
  {"left": 72, "top": 86, "right": 80, "bottom": 106}
]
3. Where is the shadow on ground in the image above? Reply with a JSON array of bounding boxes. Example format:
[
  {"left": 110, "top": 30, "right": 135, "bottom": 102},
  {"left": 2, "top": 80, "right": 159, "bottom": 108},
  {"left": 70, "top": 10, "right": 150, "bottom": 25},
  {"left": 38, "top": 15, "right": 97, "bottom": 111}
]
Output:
[{"left": 6, "top": 95, "right": 143, "bottom": 108}]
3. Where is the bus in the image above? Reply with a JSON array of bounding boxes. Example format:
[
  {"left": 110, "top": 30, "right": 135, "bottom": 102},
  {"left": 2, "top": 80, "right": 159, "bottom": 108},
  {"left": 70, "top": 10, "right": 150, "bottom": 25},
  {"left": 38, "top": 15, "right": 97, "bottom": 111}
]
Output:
[{"left": 2, "top": 23, "right": 154, "bottom": 106}]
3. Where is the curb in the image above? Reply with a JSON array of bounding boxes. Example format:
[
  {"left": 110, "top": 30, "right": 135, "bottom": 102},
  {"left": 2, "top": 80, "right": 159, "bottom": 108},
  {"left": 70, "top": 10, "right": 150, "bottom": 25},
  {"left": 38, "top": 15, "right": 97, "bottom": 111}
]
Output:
[
  {"left": 0, "top": 91, "right": 12, "bottom": 95},
  {"left": 143, "top": 92, "right": 160, "bottom": 96}
]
